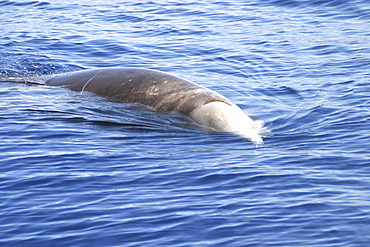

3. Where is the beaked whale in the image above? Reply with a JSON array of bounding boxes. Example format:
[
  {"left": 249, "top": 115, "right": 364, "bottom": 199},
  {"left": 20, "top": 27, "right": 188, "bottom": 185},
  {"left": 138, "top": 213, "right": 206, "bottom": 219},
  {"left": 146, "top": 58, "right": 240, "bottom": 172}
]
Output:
[{"left": 45, "top": 68, "right": 263, "bottom": 143}]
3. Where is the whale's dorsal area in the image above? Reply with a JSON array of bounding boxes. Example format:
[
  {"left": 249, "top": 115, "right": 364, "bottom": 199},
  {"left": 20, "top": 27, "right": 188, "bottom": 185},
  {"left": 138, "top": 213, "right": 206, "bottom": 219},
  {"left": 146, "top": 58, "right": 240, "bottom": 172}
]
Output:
[{"left": 46, "top": 68, "right": 263, "bottom": 143}]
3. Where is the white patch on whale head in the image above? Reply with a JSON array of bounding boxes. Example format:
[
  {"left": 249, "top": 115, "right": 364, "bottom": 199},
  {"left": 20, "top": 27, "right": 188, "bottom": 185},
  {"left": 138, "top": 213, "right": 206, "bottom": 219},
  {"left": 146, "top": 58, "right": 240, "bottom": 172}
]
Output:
[{"left": 190, "top": 101, "right": 264, "bottom": 144}]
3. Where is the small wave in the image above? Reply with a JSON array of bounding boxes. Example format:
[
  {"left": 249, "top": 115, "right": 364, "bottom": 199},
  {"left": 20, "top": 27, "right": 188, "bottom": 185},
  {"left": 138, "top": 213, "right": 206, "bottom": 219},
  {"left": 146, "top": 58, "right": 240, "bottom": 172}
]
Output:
[{"left": 0, "top": 0, "right": 49, "bottom": 7}]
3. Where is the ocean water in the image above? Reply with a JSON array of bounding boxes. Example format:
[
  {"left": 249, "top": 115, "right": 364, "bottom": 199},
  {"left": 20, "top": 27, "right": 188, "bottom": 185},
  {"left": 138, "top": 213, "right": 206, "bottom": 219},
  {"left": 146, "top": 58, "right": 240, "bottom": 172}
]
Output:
[{"left": 1, "top": 0, "right": 370, "bottom": 246}]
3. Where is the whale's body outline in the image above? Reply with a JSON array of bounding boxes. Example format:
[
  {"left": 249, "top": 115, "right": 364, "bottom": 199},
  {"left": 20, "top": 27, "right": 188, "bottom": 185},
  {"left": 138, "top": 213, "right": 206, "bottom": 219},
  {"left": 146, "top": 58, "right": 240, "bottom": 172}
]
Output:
[{"left": 45, "top": 67, "right": 263, "bottom": 143}]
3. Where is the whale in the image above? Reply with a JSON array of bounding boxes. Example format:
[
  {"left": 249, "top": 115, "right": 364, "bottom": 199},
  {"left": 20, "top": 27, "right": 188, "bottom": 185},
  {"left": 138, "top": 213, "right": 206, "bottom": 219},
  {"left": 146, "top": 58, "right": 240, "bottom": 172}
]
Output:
[{"left": 45, "top": 67, "right": 263, "bottom": 143}]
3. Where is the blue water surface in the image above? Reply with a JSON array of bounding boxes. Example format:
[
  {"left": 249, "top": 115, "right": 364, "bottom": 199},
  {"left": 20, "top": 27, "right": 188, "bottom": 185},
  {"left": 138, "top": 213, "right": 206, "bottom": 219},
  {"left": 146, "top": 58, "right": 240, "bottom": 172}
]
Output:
[{"left": 1, "top": 0, "right": 370, "bottom": 246}]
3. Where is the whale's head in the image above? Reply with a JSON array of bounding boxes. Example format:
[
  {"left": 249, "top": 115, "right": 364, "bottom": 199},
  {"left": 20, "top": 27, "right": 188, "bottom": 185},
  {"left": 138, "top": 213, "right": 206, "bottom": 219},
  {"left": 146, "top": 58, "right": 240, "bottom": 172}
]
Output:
[{"left": 190, "top": 101, "right": 263, "bottom": 144}]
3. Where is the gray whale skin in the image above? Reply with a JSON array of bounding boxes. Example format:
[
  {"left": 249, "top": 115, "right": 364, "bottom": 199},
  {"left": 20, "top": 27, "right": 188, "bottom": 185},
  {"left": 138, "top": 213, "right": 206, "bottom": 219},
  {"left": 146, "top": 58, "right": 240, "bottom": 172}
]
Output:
[{"left": 46, "top": 67, "right": 263, "bottom": 143}]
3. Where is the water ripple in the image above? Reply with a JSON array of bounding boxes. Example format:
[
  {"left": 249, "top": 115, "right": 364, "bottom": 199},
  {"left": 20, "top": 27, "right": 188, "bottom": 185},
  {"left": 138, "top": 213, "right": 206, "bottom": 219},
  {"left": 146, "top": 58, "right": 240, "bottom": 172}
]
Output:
[{"left": 1, "top": 0, "right": 370, "bottom": 246}]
